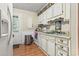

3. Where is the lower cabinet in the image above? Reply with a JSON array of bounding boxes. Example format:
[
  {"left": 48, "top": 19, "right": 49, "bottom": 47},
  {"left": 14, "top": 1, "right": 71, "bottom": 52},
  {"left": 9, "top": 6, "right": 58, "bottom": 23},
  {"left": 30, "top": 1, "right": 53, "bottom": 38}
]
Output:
[
  {"left": 38, "top": 34, "right": 42, "bottom": 47},
  {"left": 55, "top": 37, "right": 70, "bottom": 56},
  {"left": 38, "top": 33, "right": 55, "bottom": 56},
  {"left": 47, "top": 40, "right": 55, "bottom": 56},
  {"left": 41, "top": 38, "right": 47, "bottom": 52},
  {"left": 38, "top": 32, "right": 70, "bottom": 56}
]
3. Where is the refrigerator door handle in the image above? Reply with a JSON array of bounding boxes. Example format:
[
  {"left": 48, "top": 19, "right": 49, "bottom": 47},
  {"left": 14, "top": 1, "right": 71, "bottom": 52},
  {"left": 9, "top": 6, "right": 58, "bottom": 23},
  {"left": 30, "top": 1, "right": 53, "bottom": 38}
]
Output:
[
  {"left": 0, "top": 9, "right": 1, "bottom": 38},
  {"left": 7, "top": 7, "right": 12, "bottom": 45}
]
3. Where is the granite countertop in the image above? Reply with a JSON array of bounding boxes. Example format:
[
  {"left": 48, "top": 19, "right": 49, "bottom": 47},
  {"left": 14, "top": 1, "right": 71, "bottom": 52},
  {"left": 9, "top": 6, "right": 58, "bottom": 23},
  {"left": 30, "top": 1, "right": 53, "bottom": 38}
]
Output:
[{"left": 38, "top": 31, "right": 71, "bottom": 39}]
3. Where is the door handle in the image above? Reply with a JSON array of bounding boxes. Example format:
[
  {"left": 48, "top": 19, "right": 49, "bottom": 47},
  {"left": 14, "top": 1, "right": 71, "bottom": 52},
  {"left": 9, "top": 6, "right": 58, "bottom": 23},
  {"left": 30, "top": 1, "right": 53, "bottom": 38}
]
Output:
[
  {"left": 7, "top": 6, "right": 12, "bottom": 45},
  {"left": 0, "top": 9, "right": 1, "bottom": 38},
  {"left": 13, "top": 34, "right": 14, "bottom": 37}
]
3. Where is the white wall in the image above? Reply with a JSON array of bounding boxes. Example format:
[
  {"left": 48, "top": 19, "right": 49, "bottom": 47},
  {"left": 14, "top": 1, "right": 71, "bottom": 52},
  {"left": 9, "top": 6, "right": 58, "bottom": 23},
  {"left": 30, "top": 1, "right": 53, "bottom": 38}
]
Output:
[
  {"left": 70, "top": 3, "right": 78, "bottom": 56},
  {"left": 13, "top": 8, "right": 38, "bottom": 32},
  {"left": 13, "top": 8, "right": 38, "bottom": 44}
]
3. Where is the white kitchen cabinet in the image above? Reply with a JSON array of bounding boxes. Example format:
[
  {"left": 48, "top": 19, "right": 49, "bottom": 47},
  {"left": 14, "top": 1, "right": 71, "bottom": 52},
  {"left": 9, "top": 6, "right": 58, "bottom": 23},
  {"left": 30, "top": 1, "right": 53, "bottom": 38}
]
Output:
[
  {"left": 38, "top": 13, "right": 43, "bottom": 24},
  {"left": 42, "top": 11, "right": 47, "bottom": 24},
  {"left": 46, "top": 6, "right": 53, "bottom": 19},
  {"left": 40, "top": 14, "right": 43, "bottom": 24},
  {"left": 63, "top": 3, "right": 70, "bottom": 21},
  {"left": 38, "top": 3, "right": 63, "bottom": 24},
  {"left": 41, "top": 37, "right": 47, "bottom": 52},
  {"left": 53, "top": 3, "right": 63, "bottom": 17},
  {"left": 47, "top": 40, "right": 55, "bottom": 56},
  {"left": 38, "top": 34, "right": 42, "bottom": 47},
  {"left": 43, "top": 10, "right": 47, "bottom": 20},
  {"left": 38, "top": 33, "right": 55, "bottom": 56},
  {"left": 38, "top": 3, "right": 71, "bottom": 24},
  {"left": 38, "top": 15, "right": 41, "bottom": 24},
  {"left": 0, "top": 4, "right": 8, "bottom": 20},
  {"left": 55, "top": 37, "right": 70, "bottom": 56},
  {"left": 38, "top": 33, "right": 48, "bottom": 52},
  {"left": 65, "top": 3, "right": 70, "bottom": 20},
  {"left": 38, "top": 32, "right": 70, "bottom": 56}
]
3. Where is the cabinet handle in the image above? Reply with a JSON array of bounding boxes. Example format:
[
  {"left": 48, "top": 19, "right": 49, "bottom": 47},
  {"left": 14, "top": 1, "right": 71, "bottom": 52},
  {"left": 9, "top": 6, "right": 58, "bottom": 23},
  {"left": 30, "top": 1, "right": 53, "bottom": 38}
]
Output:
[
  {"left": 13, "top": 34, "right": 14, "bottom": 37},
  {"left": 60, "top": 53, "right": 63, "bottom": 56},
  {"left": 61, "top": 47, "right": 63, "bottom": 48},
  {"left": 60, "top": 40, "right": 63, "bottom": 42}
]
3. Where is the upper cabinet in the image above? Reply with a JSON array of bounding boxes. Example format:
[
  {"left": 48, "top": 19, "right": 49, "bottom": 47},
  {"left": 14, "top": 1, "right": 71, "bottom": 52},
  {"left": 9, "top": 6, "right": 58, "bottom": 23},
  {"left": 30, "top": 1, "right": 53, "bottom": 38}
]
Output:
[
  {"left": 38, "top": 3, "right": 70, "bottom": 24},
  {"left": 53, "top": 3, "right": 63, "bottom": 17},
  {"left": 46, "top": 6, "right": 53, "bottom": 19},
  {"left": 38, "top": 14, "right": 43, "bottom": 24},
  {"left": 63, "top": 3, "right": 70, "bottom": 21},
  {"left": 46, "top": 3, "right": 63, "bottom": 20}
]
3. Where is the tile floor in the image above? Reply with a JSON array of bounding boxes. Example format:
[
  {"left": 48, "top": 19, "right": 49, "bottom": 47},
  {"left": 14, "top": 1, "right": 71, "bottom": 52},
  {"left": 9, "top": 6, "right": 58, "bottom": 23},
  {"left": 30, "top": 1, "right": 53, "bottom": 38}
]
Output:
[{"left": 13, "top": 43, "right": 47, "bottom": 56}]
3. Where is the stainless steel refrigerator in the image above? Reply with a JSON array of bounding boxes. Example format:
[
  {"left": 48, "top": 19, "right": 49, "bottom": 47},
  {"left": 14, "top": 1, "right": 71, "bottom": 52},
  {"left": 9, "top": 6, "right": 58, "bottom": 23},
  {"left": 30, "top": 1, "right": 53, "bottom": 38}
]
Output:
[{"left": 0, "top": 3, "right": 13, "bottom": 56}]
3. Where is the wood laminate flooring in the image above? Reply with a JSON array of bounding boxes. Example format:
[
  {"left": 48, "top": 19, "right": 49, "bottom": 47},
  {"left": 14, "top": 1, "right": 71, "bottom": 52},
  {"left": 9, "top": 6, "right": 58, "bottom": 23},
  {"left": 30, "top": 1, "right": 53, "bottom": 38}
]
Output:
[{"left": 13, "top": 43, "right": 47, "bottom": 56}]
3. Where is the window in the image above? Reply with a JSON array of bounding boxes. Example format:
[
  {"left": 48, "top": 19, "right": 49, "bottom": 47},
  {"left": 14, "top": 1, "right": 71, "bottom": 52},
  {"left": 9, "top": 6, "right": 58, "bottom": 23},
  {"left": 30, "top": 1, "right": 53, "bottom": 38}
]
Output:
[{"left": 13, "top": 16, "right": 19, "bottom": 32}]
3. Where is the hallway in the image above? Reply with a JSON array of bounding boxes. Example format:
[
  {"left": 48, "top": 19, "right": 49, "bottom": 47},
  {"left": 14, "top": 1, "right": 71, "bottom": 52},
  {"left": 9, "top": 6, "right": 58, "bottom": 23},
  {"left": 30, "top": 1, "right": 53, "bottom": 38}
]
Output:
[{"left": 13, "top": 43, "right": 47, "bottom": 56}]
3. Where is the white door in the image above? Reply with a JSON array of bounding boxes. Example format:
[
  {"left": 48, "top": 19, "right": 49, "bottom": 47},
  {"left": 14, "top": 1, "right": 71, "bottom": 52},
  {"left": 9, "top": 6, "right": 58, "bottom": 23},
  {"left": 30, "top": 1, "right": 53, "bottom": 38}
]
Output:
[{"left": 13, "top": 16, "right": 21, "bottom": 44}]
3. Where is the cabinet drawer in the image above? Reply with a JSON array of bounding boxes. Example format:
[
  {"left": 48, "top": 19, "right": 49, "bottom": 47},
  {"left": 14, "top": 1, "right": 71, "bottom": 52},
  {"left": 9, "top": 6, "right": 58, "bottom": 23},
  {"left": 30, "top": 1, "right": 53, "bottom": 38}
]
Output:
[
  {"left": 56, "top": 44, "right": 68, "bottom": 53},
  {"left": 56, "top": 47, "right": 68, "bottom": 56},
  {"left": 57, "top": 50, "right": 68, "bottom": 56},
  {"left": 56, "top": 50, "right": 63, "bottom": 56},
  {"left": 56, "top": 38, "right": 68, "bottom": 45}
]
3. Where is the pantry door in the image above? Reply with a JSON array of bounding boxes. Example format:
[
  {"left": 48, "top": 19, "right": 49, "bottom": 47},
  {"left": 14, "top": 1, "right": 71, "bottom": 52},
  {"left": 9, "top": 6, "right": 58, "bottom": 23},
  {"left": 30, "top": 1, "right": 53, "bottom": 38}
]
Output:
[{"left": 12, "top": 16, "right": 21, "bottom": 45}]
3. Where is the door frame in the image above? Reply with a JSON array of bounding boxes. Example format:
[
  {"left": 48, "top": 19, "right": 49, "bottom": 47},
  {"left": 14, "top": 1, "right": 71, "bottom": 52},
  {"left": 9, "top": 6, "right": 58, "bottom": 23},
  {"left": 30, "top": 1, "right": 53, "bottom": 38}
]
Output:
[{"left": 78, "top": 3, "right": 79, "bottom": 55}]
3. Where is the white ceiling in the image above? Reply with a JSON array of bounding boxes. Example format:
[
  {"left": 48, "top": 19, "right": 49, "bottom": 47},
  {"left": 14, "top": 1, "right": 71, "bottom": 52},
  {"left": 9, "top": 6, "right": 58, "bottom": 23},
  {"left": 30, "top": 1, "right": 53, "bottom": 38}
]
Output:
[{"left": 13, "top": 3, "right": 47, "bottom": 13}]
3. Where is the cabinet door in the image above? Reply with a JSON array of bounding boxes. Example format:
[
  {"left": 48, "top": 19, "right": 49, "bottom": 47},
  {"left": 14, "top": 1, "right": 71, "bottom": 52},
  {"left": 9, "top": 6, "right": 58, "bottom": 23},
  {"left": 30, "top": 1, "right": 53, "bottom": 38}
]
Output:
[
  {"left": 38, "top": 15, "right": 41, "bottom": 24},
  {"left": 53, "top": 3, "right": 63, "bottom": 17},
  {"left": 44, "top": 10, "right": 47, "bottom": 20},
  {"left": 42, "top": 11, "right": 47, "bottom": 24},
  {"left": 38, "top": 14, "right": 42, "bottom": 24},
  {"left": 47, "top": 41, "right": 55, "bottom": 56},
  {"left": 46, "top": 7, "right": 53, "bottom": 19},
  {"left": 63, "top": 3, "right": 70, "bottom": 21},
  {"left": 40, "top": 14, "right": 44, "bottom": 24},
  {"left": 65, "top": 3, "right": 70, "bottom": 20},
  {"left": 38, "top": 34, "right": 42, "bottom": 47},
  {"left": 41, "top": 38, "right": 47, "bottom": 52}
]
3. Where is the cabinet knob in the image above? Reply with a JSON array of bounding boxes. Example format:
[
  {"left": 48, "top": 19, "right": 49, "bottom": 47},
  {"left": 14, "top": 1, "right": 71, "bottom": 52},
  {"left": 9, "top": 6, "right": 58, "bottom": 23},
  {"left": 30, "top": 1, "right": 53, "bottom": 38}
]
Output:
[
  {"left": 60, "top": 40, "right": 63, "bottom": 42},
  {"left": 60, "top": 53, "right": 63, "bottom": 56}
]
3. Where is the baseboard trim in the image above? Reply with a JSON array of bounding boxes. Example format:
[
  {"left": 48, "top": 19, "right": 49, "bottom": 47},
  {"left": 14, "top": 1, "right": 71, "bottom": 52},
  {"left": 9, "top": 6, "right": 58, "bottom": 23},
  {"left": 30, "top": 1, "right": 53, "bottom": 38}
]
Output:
[
  {"left": 38, "top": 46, "right": 49, "bottom": 56},
  {"left": 34, "top": 41, "right": 48, "bottom": 56}
]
